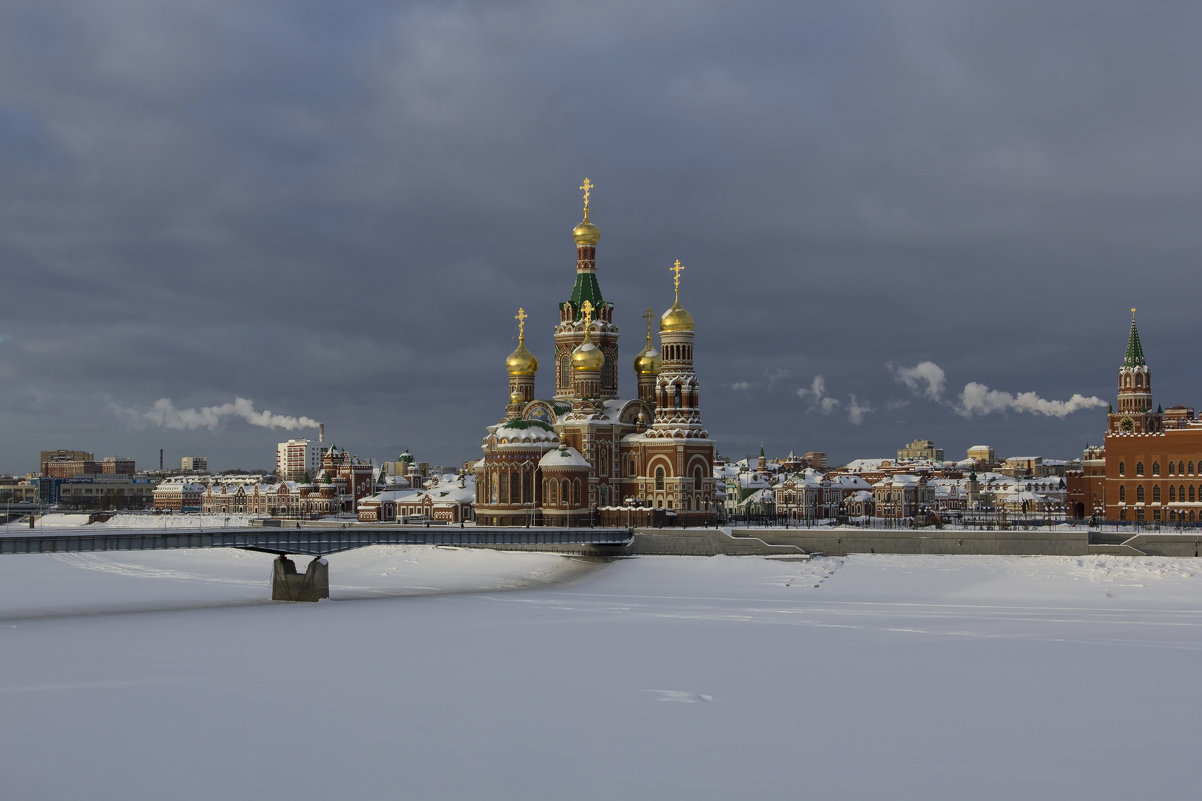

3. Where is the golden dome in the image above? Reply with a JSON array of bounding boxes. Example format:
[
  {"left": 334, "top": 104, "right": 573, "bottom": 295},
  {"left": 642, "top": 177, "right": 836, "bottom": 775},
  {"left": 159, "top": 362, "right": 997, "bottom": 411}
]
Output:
[
  {"left": 572, "top": 211, "right": 601, "bottom": 246},
  {"left": 634, "top": 339, "right": 661, "bottom": 375},
  {"left": 505, "top": 339, "right": 538, "bottom": 375},
  {"left": 509, "top": 389, "right": 524, "bottom": 405},
  {"left": 572, "top": 341, "right": 605, "bottom": 372},
  {"left": 660, "top": 300, "right": 695, "bottom": 333}
]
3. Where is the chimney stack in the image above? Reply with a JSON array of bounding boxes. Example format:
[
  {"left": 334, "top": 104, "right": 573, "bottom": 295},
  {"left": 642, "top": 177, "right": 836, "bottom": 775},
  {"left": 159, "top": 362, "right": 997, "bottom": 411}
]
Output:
[{"left": 319, "top": 423, "right": 324, "bottom": 443}]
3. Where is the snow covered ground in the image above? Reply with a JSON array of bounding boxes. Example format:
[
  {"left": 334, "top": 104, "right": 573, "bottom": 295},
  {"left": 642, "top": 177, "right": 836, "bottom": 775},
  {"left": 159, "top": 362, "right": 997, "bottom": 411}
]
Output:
[{"left": 0, "top": 539, "right": 1199, "bottom": 800}]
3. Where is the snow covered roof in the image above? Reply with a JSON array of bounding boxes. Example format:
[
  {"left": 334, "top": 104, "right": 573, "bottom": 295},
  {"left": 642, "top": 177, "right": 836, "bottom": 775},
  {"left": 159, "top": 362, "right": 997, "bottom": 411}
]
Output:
[
  {"left": 490, "top": 420, "right": 560, "bottom": 447},
  {"left": 842, "top": 458, "right": 887, "bottom": 472},
  {"left": 874, "top": 474, "right": 923, "bottom": 487},
  {"left": 539, "top": 446, "right": 590, "bottom": 469},
  {"left": 829, "top": 474, "right": 872, "bottom": 490}
]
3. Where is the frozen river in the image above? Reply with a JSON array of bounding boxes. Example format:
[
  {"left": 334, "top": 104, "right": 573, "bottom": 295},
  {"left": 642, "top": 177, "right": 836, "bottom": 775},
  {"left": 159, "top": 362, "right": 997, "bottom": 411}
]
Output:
[{"left": 1, "top": 541, "right": 1199, "bottom": 800}]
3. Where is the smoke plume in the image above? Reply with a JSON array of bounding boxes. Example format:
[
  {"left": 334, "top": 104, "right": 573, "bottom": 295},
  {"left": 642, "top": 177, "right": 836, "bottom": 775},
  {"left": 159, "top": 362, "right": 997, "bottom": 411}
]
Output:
[{"left": 116, "top": 397, "right": 320, "bottom": 432}]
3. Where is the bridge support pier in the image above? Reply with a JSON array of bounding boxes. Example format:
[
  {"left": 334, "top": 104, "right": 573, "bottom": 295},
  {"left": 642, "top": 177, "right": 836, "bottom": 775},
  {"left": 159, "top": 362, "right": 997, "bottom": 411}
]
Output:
[{"left": 271, "top": 555, "right": 329, "bottom": 602}]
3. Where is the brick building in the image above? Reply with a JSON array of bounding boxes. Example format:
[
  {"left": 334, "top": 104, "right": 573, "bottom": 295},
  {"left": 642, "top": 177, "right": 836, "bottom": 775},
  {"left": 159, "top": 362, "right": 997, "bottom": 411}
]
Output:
[{"left": 1067, "top": 312, "right": 1202, "bottom": 524}]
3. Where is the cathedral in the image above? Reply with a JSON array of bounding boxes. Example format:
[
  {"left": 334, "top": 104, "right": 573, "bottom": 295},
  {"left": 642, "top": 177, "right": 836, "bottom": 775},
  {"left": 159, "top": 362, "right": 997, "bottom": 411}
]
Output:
[{"left": 473, "top": 180, "right": 718, "bottom": 527}]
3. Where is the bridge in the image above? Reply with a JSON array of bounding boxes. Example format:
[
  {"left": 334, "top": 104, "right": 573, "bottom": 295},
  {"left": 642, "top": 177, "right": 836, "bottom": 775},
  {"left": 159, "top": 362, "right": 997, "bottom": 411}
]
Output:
[{"left": 0, "top": 525, "right": 634, "bottom": 601}]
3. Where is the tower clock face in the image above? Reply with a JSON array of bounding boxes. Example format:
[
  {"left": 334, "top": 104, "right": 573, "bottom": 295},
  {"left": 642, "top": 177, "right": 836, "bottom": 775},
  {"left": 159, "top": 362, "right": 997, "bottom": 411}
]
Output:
[{"left": 1120, "top": 417, "right": 1135, "bottom": 432}]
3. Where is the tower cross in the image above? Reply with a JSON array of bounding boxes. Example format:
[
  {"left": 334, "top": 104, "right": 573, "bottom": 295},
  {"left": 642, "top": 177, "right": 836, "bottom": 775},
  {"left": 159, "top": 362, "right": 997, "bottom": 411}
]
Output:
[
  {"left": 580, "top": 299, "right": 594, "bottom": 328},
  {"left": 579, "top": 178, "right": 593, "bottom": 215},
  {"left": 643, "top": 307, "right": 655, "bottom": 339},
  {"left": 515, "top": 307, "right": 528, "bottom": 340},
  {"left": 670, "top": 259, "right": 685, "bottom": 302}
]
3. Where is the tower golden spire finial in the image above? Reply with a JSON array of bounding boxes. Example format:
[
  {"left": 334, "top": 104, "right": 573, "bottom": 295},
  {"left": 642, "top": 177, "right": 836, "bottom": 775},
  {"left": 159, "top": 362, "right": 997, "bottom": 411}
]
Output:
[
  {"left": 670, "top": 259, "right": 685, "bottom": 303},
  {"left": 515, "top": 307, "right": 528, "bottom": 341},
  {"left": 1132, "top": 307, "right": 1137, "bottom": 319},
  {"left": 643, "top": 307, "right": 655, "bottom": 342},
  {"left": 579, "top": 177, "right": 593, "bottom": 220}
]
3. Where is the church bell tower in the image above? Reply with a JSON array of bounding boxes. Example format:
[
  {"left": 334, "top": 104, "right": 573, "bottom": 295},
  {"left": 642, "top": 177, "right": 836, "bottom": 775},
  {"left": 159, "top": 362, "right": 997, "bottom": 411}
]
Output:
[{"left": 554, "top": 178, "right": 619, "bottom": 401}]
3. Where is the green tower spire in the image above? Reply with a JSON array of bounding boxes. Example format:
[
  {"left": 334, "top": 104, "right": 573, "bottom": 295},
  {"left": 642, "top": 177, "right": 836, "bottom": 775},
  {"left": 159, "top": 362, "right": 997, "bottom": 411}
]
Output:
[{"left": 1123, "top": 309, "right": 1146, "bottom": 368}]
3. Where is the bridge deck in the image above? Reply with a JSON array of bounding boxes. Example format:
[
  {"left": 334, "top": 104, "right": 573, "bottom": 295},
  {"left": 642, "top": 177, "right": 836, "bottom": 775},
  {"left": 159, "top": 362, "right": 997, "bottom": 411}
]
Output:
[{"left": 0, "top": 526, "right": 634, "bottom": 557}]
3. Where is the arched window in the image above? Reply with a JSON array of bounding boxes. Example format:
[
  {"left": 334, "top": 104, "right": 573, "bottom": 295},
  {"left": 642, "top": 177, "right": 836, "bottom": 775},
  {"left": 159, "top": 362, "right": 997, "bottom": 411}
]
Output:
[
  {"left": 1170, "top": 485, "right": 1176, "bottom": 502},
  {"left": 655, "top": 466, "right": 665, "bottom": 491},
  {"left": 1170, "top": 462, "right": 1177, "bottom": 476},
  {"left": 1118, "top": 462, "right": 1126, "bottom": 477},
  {"left": 499, "top": 471, "right": 509, "bottom": 504},
  {"left": 1153, "top": 462, "right": 1160, "bottom": 476},
  {"left": 694, "top": 466, "right": 703, "bottom": 491},
  {"left": 1180, "top": 485, "right": 1187, "bottom": 502},
  {"left": 1153, "top": 486, "right": 1161, "bottom": 502},
  {"left": 548, "top": 480, "right": 557, "bottom": 505},
  {"left": 1191, "top": 486, "right": 1197, "bottom": 503},
  {"left": 1137, "top": 485, "right": 1145, "bottom": 502},
  {"left": 1119, "top": 486, "right": 1126, "bottom": 502},
  {"left": 1180, "top": 461, "right": 1186, "bottom": 475},
  {"left": 673, "top": 384, "right": 682, "bottom": 409},
  {"left": 1191, "top": 462, "right": 1197, "bottom": 476},
  {"left": 562, "top": 479, "right": 571, "bottom": 507},
  {"left": 1137, "top": 462, "right": 1144, "bottom": 476}
]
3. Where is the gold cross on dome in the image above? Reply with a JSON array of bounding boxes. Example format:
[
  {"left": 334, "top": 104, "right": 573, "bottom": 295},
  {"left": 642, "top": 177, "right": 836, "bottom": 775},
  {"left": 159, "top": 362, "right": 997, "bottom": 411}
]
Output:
[
  {"left": 670, "top": 259, "right": 685, "bottom": 301},
  {"left": 515, "top": 307, "right": 527, "bottom": 340},
  {"left": 580, "top": 299, "right": 594, "bottom": 328},
  {"left": 579, "top": 178, "right": 593, "bottom": 212},
  {"left": 643, "top": 307, "right": 655, "bottom": 338}
]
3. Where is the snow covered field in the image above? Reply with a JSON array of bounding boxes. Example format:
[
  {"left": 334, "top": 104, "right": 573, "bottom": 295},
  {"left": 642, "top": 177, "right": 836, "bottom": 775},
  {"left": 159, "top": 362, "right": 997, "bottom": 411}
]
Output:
[{"left": 0, "top": 539, "right": 1199, "bottom": 800}]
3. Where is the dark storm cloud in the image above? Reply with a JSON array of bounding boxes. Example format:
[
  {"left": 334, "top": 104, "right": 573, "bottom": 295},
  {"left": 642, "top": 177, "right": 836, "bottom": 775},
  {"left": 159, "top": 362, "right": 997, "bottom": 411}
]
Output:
[{"left": 3, "top": 0, "right": 1202, "bottom": 472}]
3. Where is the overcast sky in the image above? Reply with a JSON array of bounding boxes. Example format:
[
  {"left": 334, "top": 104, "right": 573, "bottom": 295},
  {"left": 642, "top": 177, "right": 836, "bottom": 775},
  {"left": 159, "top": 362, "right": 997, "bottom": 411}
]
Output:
[{"left": 4, "top": 1, "right": 1202, "bottom": 474}]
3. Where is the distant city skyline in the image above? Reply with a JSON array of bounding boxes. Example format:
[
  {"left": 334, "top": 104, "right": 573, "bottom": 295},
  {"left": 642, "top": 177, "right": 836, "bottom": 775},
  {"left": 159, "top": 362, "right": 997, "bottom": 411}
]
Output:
[{"left": 4, "top": 2, "right": 1202, "bottom": 474}]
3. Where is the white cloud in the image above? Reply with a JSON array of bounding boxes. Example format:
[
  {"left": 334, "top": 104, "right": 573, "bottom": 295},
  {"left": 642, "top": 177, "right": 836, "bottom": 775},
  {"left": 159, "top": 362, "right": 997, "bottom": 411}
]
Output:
[
  {"left": 890, "top": 360, "right": 1105, "bottom": 419},
  {"left": 731, "top": 381, "right": 751, "bottom": 391},
  {"left": 796, "top": 375, "right": 840, "bottom": 414},
  {"left": 956, "top": 383, "right": 1106, "bottom": 418},
  {"left": 764, "top": 368, "right": 789, "bottom": 388},
  {"left": 892, "top": 361, "right": 947, "bottom": 401},
  {"left": 848, "top": 394, "right": 873, "bottom": 425}
]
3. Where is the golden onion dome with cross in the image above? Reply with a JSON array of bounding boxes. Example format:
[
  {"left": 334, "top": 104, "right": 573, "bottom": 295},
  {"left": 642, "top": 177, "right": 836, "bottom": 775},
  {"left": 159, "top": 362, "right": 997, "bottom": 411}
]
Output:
[
  {"left": 506, "top": 341, "right": 538, "bottom": 375},
  {"left": 572, "top": 340, "right": 605, "bottom": 372},
  {"left": 660, "top": 301, "right": 695, "bottom": 333},
  {"left": 506, "top": 307, "right": 539, "bottom": 375},
  {"left": 571, "top": 299, "right": 606, "bottom": 372},
  {"left": 633, "top": 307, "right": 662, "bottom": 374},
  {"left": 572, "top": 177, "right": 601, "bottom": 246},
  {"left": 634, "top": 342, "right": 662, "bottom": 375},
  {"left": 660, "top": 259, "right": 695, "bottom": 332}
]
